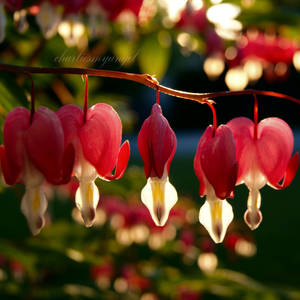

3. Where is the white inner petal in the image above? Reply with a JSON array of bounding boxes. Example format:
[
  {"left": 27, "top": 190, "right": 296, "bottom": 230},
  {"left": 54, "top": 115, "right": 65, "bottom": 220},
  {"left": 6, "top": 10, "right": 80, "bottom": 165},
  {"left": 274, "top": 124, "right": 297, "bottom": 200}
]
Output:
[
  {"left": 21, "top": 186, "right": 47, "bottom": 235},
  {"left": 73, "top": 141, "right": 101, "bottom": 227},
  {"left": 199, "top": 196, "right": 233, "bottom": 243},
  {"left": 36, "top": 1, "right": 61, "bottom": 39},
  {"left": 244, "top": 188, "right": 263, "bottom": 230},
  {"left": 73, "top": 140, "right": 98, "bottom": 182},
  {"left": 141, "top": 176, "right": 178, "bottom": 227},
  {"left": 244, "top": 162, "right": 267, "bottom": 191},
  {"left": 19, "top": 155, "right": 48, "bottom": 235},
  {"left": 75, "top": 180, "right": 99, "bottom": 227},
  {"left": 242, "top": 159, "right": 265, "bottom": 230}
]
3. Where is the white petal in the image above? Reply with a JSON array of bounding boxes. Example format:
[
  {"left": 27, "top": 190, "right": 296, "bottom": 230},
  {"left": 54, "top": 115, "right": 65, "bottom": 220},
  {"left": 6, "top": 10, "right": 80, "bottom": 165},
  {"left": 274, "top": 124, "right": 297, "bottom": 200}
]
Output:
[
  {"left": 141, "top": 177, "right": 178, "bottom": 227},
  {"left": 74, "top": 144, "right": 98, "bottom": 182},
  {"left": 199, "top": 198, "right": 233, "bottom": 243},
  {"left": 13, "top": 9, "right": 28, "bottom": 33},
  {"left": 244, "top": 168, "right": 267, "bottom": 191},
  {"left": 23, "top": 156, "right": 45, "bottom": 188},
  {"left": 244, "top": 189, "right": 263, "bottom": 230},
  {"left": 75, "top": 180, "right": 100, "bottom": 227},
  {"left": 21, "top": 186, "right": 48, "bottom": 235},
  {"left": 36, "top": 2, "right": 61, "bottom": 39},
  {"left": 58, "top": 15, "right": 85, "bottom": 47}
]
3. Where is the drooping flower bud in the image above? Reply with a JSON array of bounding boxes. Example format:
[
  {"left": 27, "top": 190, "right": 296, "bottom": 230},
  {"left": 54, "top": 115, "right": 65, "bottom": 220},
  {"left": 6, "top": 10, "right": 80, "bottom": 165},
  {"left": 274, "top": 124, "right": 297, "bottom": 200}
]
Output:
[
  {"left": 194, "top": 125, "right": 238, "bottom": 243},
  {"left": 138, "top": 104, "right": 177, "bottom": 226}
]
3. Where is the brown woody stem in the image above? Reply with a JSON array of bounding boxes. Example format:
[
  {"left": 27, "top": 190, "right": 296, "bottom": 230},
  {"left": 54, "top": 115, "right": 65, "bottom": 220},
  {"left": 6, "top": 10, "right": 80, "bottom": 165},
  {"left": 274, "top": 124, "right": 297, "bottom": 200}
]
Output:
[{"left": 0, "top": 63, "right": 299, "bottom": 105}]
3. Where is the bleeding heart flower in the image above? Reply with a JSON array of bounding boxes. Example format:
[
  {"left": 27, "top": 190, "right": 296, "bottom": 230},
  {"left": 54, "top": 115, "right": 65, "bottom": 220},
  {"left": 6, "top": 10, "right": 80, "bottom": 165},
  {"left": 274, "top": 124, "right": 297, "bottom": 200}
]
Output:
[
  {"left": 0, "top": 106, "right": 74, "bottom": 235},
  {"left": 57, "top": 103, "right": 130, "bottom": 227},
  {"left": 59, "top": 0, "right": 88, "bottom": 14},
  {"left": 137, "top": 103, "right": 177, "bottom": 227},
  {"left": 194, "top": 125, "right": 238, "bottom": 243},
  {"left": 176, "top": 1, "right": 207, "bottom": 34},
  {"left": 99, "top": 0, "right": 144, "bottom": 21},
  {"left": 4, "top": 0, "right": 23, "bottom": 12},
  {"left": 36, "top": 1, "right": 62, "bottom": 39},
  {"left": 227, "top": 117, "right": 299, "bottom": 230}
]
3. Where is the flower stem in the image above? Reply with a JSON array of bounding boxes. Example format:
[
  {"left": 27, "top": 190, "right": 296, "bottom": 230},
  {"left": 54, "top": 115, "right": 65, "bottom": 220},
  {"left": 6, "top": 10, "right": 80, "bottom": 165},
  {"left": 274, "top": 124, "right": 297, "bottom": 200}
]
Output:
[
  {"left": 0, "top": 63, "right": 300, "bottom": 105},
  {"left": 253, "top": 93, "right": 258, "bottom": 140},
  {"left": 0, "top": 67, "right": 36, "bottom": 122},
  {"left": 24, "top": 72, "right": 35, "bottom": 124},
  {"left": 207, "top": 102, "right": 217, "bottom": 136},
  {"left": 83, "top": 74, "right": 88, "bottom": 123}
]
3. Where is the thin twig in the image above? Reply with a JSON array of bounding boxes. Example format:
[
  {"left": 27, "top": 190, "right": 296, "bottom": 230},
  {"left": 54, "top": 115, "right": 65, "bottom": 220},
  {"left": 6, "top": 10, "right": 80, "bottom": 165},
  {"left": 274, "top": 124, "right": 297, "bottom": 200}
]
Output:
[{"left": 0, "top": 63, "right": 299, "bottom": 105}]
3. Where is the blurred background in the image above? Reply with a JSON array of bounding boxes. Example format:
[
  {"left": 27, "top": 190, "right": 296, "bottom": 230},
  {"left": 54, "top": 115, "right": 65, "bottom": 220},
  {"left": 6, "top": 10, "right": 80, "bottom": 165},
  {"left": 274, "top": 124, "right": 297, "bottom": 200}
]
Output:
[{"left": 0, "top": 0, "right": 300, "bottom": 299}]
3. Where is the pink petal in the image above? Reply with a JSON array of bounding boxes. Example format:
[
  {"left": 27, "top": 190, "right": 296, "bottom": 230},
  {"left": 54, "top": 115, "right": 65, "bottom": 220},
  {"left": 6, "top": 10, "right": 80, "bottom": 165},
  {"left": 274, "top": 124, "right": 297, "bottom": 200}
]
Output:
[
  {"left": 194, "top": 126, "right": 214, "bottom": 197},
  {"left": 137, "top": 104, "right": 177, "bottom": 178},
  {"left": 200, "top": 125, "right": 238, "bottom": 199},
  {"left": 78, "top": 103, "right": 124, "bottom": 178},
  {"left": 56, "top": 104, "right": 83, "bottom": 147},
  {"left": 3, "top": 107, "right": 31, "bottom": 184},
  {"left": 59, "top": 143, "right": 76, "bottom": 184},
  {"left": 103, "top": 140, "right": 130, "bottom": 180},
  {"left": 0, "top": 145, "right": 17, "bottom": 185},
  {"left": 227, "top": 117, "right": 297, "bottom": 189},
  {"left": 268, "top": 152, "right": 299, "bottom": 189},
  {"left": 125, "top": 0, "right": 144, "bottom": 17},
  {"left": 226, "top": 117, "right": 255, "bottom": 184},
  {"left": 256, "top": 117, "right": 294, "bottom": 186},
  {"left": 24, "top": 107, "right": 65, "bottom": 184}
]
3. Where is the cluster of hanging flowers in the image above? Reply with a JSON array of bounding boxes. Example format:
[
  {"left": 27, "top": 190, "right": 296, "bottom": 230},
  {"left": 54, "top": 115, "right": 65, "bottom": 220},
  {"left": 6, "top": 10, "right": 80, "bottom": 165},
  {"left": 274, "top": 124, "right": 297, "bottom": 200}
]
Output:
[
  {"left": 0, "top": 76, "right": 130, "bottom": 235},
  {"left": 138, "top": 92, "right": 299, "bottom": 243},
  {"left": 0, "top": 72, "right": 298, "bottom": 244}
]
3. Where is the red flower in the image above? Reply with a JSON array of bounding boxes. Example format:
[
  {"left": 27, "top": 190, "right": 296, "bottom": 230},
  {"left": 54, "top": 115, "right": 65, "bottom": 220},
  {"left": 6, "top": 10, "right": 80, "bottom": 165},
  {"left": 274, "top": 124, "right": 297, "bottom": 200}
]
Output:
[
  {"left": 227, "top": 117, "right": 299, "bottom": 229},
  {"left": 99, "top": 0, "right": 144, "bottom": 21},
  {"left": 57, "top": 103, "right": 130, "bottom": 227},
  {"left": 137, "top": 104, "right": 177, "bottom": 226},
  {"left": 36, "top": 1, "right": 62, "bottom": 39},
  {"left": 238, "top": 33, "right": 297, "bottom": 65},
  {"left": 177, "top": 286, "right": 200, "bottom": 300},
  {"left": 122, "top": 265, "right": 150, "bottom": 291},
  {"left": 0, "top": 106, "right": 74, "bottom": 235},
  {"left": 4, "top": 0, "right": 23, "bottom": 12},
  {"left": 177, "top": 2, "right": 207, "bottom": 33},
  {"left": 194, "top": 125, "right": 238, "bottom": 243},
  {"left": 91, "top": 261, "right": 114, "bottom": 281}
]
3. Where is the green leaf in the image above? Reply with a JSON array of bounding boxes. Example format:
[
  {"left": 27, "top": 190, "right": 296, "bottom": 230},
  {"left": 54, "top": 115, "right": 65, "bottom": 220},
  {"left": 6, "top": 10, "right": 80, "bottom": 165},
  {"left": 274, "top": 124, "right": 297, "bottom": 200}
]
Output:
[
  {"left": 0, "top": 239, "right": 37, "bottom": 277},
  {"left": 138, "top": 32, "right": 170, "bottom": 80},
  {"left": 0, "top": 74, "right": 28, "bottom": 112}
]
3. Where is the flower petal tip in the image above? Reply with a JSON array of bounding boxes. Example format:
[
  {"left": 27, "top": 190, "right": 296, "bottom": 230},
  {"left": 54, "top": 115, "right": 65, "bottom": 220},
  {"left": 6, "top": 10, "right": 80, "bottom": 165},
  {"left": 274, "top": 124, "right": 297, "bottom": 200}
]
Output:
[
  {"left": 141, "top": 177, "right": 178, "bottom": 227},
  {"left": 32, "top": 216, "right": 45, "bottom": 236},
  {"left": 21, "top": 187, "right": 47, "bottom": 236},
  {"left": 103, "top": 140, "right": 130, "bottom": 181},
  {"left": 199, "top": 199, "right": 233, "bottom": 244},
  {"left": 75, "top": 181, "right": 100, "bottom": 228},
  {"left": 244, "top": 209, "right": 262, "bottom": 230},
  {"left": 81, "top": 207, "right": 96, "bottom": 228}
]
